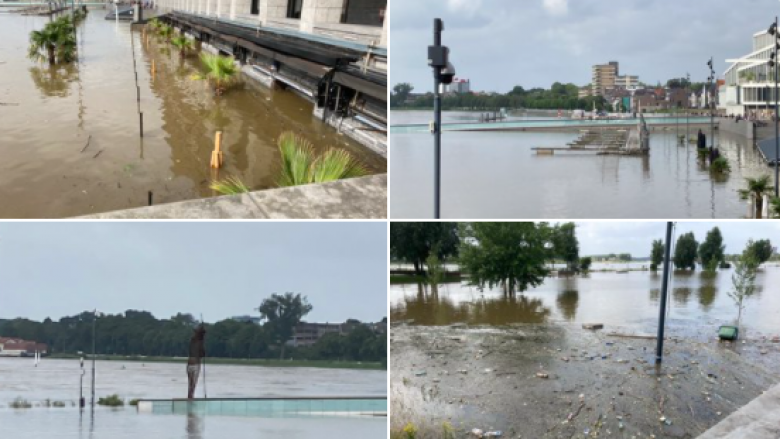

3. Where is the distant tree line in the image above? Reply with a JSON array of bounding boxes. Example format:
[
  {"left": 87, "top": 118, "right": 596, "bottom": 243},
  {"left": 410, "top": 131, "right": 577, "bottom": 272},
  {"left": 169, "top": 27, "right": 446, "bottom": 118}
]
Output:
[
  {"left": 0, "top": 293, "right": 386, "bottom": 365},
  {"left": 391, "top": 82, "right": 612, "bottom": 111}
]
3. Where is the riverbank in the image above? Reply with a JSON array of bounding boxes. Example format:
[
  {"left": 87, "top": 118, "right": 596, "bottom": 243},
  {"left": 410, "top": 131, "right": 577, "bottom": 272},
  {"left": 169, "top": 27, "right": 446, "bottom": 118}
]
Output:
[
  {"left": 47, "top": 353, "right": 386, "bottom": 370},
  {"left": 390, "top": 323, "right": 780, "bottom": 438}
]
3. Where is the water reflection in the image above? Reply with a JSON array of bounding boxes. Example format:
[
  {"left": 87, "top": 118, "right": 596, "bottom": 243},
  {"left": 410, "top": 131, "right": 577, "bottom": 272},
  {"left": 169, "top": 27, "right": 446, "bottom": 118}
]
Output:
[
  {"left": 698, "top": 276, "right": 718, "bottom": 311},
  {"left": 187, "top": 412, "right": 204, "bottom": 439},
  {"left": 392, "top": 283, "right": 551, "bottom": 326},
  {"left": 556, "top": 290, "right": 579, "bottom": 321},
  {"left": 672, "top": 287, "right": 693, "bottom": 305},
  {"left": 28, "top": 64, "right": 77, "bottom": 97}
]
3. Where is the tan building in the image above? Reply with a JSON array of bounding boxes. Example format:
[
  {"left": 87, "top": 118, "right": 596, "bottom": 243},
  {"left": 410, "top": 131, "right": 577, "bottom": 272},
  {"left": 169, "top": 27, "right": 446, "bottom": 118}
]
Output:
[
  {"left": 592, "top": 61, "right": 619, "bottom": 96},
  {"left": 592, "top": 62, "right": 639, "bottom": 96}
]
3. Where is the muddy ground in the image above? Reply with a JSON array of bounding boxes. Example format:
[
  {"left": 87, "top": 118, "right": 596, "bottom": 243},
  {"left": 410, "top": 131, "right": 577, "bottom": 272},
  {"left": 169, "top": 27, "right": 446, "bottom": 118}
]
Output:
[{"left": 390, "top": 322, "right": 780, "bottom": 438}]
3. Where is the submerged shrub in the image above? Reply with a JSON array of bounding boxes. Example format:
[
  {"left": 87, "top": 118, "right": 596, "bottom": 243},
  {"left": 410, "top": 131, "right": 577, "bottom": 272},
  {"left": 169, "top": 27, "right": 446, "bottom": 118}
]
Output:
[
  {"left": 97, "top": 394, "right": 124, "bottom": 407},
  {"left": 10, "top": 397, "right": 32, "bottom": 409}
]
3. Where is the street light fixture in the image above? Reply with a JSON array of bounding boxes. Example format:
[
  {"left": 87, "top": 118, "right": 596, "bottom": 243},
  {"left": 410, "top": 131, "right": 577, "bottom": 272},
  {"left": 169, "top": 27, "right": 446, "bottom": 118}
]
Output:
[
  {"left": 428, "top": 18, "right": 456, "bottom": 219},
  {"left": 686, "top": 72, "right": 690, "bottom": 145},
  {"left": 768, "top": 18, "right": 780, "bottom": 198}
]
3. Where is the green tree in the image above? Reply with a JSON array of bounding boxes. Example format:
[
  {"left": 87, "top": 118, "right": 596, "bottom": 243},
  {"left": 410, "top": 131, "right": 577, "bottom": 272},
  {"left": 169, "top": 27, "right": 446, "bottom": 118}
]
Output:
[
  {"left": 579, "top": 257, "right": 592, "bottom": 273},
  {"left": 650, "top": 239, "right": 664, "bottom": 271},
  {"left": 458, "top": 222, "right": 551, "bottom": 297},
  {"left": 552, "top": 223, "right": 579, "bottom": 271},
  {"left": 728, "top": 254, "right": 758, "bottom": 330},
  {"left": 28, "top": 17, "right": 76, "bottom": 65},
  {"left": 390, "top": 83, "right": 414, "bottom": 107},
  {"left": 698, "top": 227, "right": 726, "bottom": 272},
  {"left": 257, "top": 293, "right": 313, "bottom": 359},
  {"left": 390, "top": 223, "right": 459, "bottom": 275},
  {"left": 673, "top": 232, "right": 699, "bottom": 270},
  {"left": 743, "top": 239, "right": 774, "bottom": 268}
]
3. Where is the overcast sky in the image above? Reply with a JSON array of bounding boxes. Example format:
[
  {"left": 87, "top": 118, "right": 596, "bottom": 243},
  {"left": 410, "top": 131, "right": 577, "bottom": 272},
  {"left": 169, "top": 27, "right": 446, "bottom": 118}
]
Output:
[
  {"left": 391, "top": 0, "right": 780, "bottom": 92},
  {"left": 576, "top": 221, "right": 780, "bottom": 257},
  {"left": 0, "top": 222, "right": 387, "bottom": 323}
]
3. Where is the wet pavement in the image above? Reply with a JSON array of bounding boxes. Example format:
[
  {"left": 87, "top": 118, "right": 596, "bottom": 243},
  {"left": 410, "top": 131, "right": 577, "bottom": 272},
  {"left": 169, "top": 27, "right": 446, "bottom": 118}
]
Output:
[{"left": 390, "top": 323, "right": 780, "bottom": 438}]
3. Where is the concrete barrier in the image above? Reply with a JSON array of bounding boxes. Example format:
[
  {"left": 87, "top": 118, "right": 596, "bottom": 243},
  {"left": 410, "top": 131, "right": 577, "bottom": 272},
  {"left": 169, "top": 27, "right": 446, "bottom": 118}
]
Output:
[
  {"left": 697, "top": 383, "right": 780, "bottom": 439},
  {"left": 79, "top": 174, "right": 387, "bottom": 219},
  {"left": 719, "top": 118, "right": 755, "bottom": 140}
]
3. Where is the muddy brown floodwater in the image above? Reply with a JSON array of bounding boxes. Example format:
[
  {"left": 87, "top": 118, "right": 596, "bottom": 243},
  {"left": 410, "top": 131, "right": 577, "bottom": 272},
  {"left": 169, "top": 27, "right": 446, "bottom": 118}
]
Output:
[{"left": 0, "top": 13, "right": 385, "bottom": 218}]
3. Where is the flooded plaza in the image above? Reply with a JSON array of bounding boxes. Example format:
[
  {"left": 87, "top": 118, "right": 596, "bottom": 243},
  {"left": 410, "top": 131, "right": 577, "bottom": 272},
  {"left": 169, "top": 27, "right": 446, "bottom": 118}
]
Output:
[
  {"left": 389, "top": 111, "right": 770, "bottom": 219},
  {"left": 390, "top": 266, "right": 780, "bottom": 437},
  {"left": 0, "top": 12, "right": 385, "bottom": 218}
]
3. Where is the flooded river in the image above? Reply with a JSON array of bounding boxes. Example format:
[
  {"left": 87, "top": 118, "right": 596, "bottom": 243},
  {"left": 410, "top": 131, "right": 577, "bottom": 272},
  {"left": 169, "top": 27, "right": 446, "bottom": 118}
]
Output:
[
  {"left": 390, "top": 110, "right": 769, "bottom": 219},
  {"left": 0, "top": 358, "right": 386, "bottom": 438},
  {"left": 0, "top": 12, "right": 384, "bottom": 218},
  {"left": 391, "top": 265, "right": 780, "bottom": 334}
]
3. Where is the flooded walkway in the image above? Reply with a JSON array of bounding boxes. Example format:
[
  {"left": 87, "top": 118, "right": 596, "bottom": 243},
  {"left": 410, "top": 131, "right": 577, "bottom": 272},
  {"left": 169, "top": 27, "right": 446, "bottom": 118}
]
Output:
[{"left": 0, "top": 13, "right": 385, "bottom": 218}]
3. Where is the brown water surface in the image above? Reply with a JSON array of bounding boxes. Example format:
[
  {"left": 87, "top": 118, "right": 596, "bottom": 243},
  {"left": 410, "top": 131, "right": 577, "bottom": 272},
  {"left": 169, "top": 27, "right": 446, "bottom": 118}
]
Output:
[{"left": 0, "top": 13, "right": 384, "bottom": 218}]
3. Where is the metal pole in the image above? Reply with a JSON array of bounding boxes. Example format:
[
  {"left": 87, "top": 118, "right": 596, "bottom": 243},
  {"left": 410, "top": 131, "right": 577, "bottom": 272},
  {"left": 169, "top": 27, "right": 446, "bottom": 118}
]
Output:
[
  {"left": 91, "top": 312, "right": 96, "bottom": 408},
  {"left": 710, "top": 57, "right": 715, "bottom": 149},
  {"left": 79, "top": 357, "right": 84, "bottom": 409},
  {"left": 776, "top": 17, "right": 779, "bottom": 197},
  {"left": 200, "top": 314, "right": 207, "bottom": 399},
  {"left": 433, "top": 19, "right": 442, "bottom": 220},
  {"left": 656, "top": 222, "right": 674, "bottom": 363}
]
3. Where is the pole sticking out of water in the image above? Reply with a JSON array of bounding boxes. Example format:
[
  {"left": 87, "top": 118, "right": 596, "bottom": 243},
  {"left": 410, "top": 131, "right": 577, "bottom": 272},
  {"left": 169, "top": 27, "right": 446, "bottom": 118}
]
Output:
[
  {"left": 655, "top": 222, "right": 674, "bottom": 363},
  {"left": 210, "top": 132, "right": 223, "bottom": 168},
  {"left": 148, "top": 191, "right": 153, "bottom": 206},
  {"left": 201, "top": 313, "right": 207, "bottom": 399},
  {"left": 139, "top": 112, "right": 144, "bottom": 138}
]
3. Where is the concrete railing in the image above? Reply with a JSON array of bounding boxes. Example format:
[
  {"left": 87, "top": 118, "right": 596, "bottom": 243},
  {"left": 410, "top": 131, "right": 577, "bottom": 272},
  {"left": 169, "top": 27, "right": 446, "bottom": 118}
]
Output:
[{"left": 79, "top": 174, "right": 387, "bottom": 219}]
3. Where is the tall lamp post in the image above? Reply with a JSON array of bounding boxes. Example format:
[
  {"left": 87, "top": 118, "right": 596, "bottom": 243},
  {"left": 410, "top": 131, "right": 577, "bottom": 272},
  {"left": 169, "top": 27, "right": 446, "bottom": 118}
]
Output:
[
  {"left": 428, "top": 18, "right": 456, "bottom": 219},
  {"left": 768, "top": 18, "right": 780, "bottom": 197},
  {"left": 707, "top": 58, "right": 715, "bottom": 149}
]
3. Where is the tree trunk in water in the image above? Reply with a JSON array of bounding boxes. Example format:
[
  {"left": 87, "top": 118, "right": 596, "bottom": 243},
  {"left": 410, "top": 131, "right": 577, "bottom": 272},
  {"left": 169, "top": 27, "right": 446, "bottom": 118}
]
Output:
[
  {"left": 756, "top": 196, "right": 764, "bottom": 219},
  {"left": 413, "top": 260, "right": 421, "bottom": 276},
  {"left": 48, "top": 46, "right": 55, "bottom": 65}
]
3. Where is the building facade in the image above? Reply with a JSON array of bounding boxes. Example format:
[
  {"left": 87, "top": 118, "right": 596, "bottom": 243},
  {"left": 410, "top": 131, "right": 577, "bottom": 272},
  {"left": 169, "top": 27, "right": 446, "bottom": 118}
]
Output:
[
  {"left": 154, "top": 0, "right": 387, "bottom": 50},
  {"left": 591, "top": 61, "right": 639, "bottom": 96},
  {"left": 721, "top": 29, "right": 778, "bottom": 115},
  {"left": 0, "top": 337, "right": 48, "bottom": 357}
]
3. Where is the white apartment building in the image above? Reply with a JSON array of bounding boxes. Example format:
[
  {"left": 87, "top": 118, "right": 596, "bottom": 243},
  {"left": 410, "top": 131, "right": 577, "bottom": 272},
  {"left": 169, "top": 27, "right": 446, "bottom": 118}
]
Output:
[{"left": 722, "top": 28, "right": 780, "bottom": 115}]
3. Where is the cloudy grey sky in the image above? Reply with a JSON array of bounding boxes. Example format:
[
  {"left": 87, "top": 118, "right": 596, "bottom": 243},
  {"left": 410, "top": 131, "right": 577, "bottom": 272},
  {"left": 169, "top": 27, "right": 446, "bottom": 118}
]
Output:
[
  {"left": 391, "top": 0, "right": 780, "bottom": 92},
  {"left": 0, "top": 222, "right": 387, "bottom": 323},
  {"left": 576, "top": 221, "right": 780, "bottom": 257}
]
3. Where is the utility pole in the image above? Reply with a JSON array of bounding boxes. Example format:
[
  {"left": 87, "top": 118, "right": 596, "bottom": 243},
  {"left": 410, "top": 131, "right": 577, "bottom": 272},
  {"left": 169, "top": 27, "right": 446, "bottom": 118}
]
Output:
[
  {"left": 775, "top": 17, "right": 779, "bottom": 197},
  {"left": 656, "top": 222, "right": 674, "bottom": 363},
  {"left": 428, "top": 19, "right": 456, "bottom": 219}
]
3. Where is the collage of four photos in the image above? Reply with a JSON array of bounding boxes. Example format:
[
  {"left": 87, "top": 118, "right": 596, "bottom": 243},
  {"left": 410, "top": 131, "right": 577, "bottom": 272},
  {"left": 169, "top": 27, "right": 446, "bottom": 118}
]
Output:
[{"left": 1, "top": 0, "right": 779, "bottom": 438}]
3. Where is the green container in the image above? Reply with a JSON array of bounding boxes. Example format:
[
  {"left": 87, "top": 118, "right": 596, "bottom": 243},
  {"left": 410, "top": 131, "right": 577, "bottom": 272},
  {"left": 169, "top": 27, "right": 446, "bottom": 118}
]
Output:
[{"left": 718, "top": 325, "right": 739, "bottom": 341}]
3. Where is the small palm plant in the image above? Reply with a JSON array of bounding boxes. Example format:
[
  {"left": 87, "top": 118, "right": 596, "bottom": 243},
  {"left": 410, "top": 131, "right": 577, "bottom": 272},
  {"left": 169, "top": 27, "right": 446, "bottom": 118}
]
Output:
[
  {"left": 710, "top": 156, "right": 730, "bottom": 174},
  {"left": 147, "top": 17, "right": 160, "bottom": 31},
  {"left": 770, "top": 196, "right": 780, "bottom": 219},
  {"left": 171, "top": 35, "right": 194, "bottom": 58},
  {"left": 739, "top": 175, "right": 774, "bottom": 218},
  {"left": 209, "top": 132, "right": 368, "bottom": 195},
  {"left": 28, "top": 17, "right": 76, "bottom": 65},
  {"left": 209, "top": 176, "right": 249, "bottom": 195},
  {"left": 158, "top": 24, "right": 173, "bottom": 41},
  {"left": 192, "top": 53, "right": 239, "bottom": 95},
  {"left": 277, "top": 131, "right": 367, "bottom": 187}
]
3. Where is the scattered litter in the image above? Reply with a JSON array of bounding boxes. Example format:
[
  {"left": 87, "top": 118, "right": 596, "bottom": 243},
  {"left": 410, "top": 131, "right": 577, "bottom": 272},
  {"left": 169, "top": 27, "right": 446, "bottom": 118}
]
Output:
[
  {"left": 414, "top": 371, "right": 427, "bottom": 377},
  {"left": 470, "top": 428, "right": 483, "bottom": 438},
  {"left": 484, "top": 431, "right": 502, "bottom": 438},
  {"left": 536, "top": 372, "right": 549, "bottom": 379},
  {"left": 583, "top": 323, "right": 604, "bottom": 330}
]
